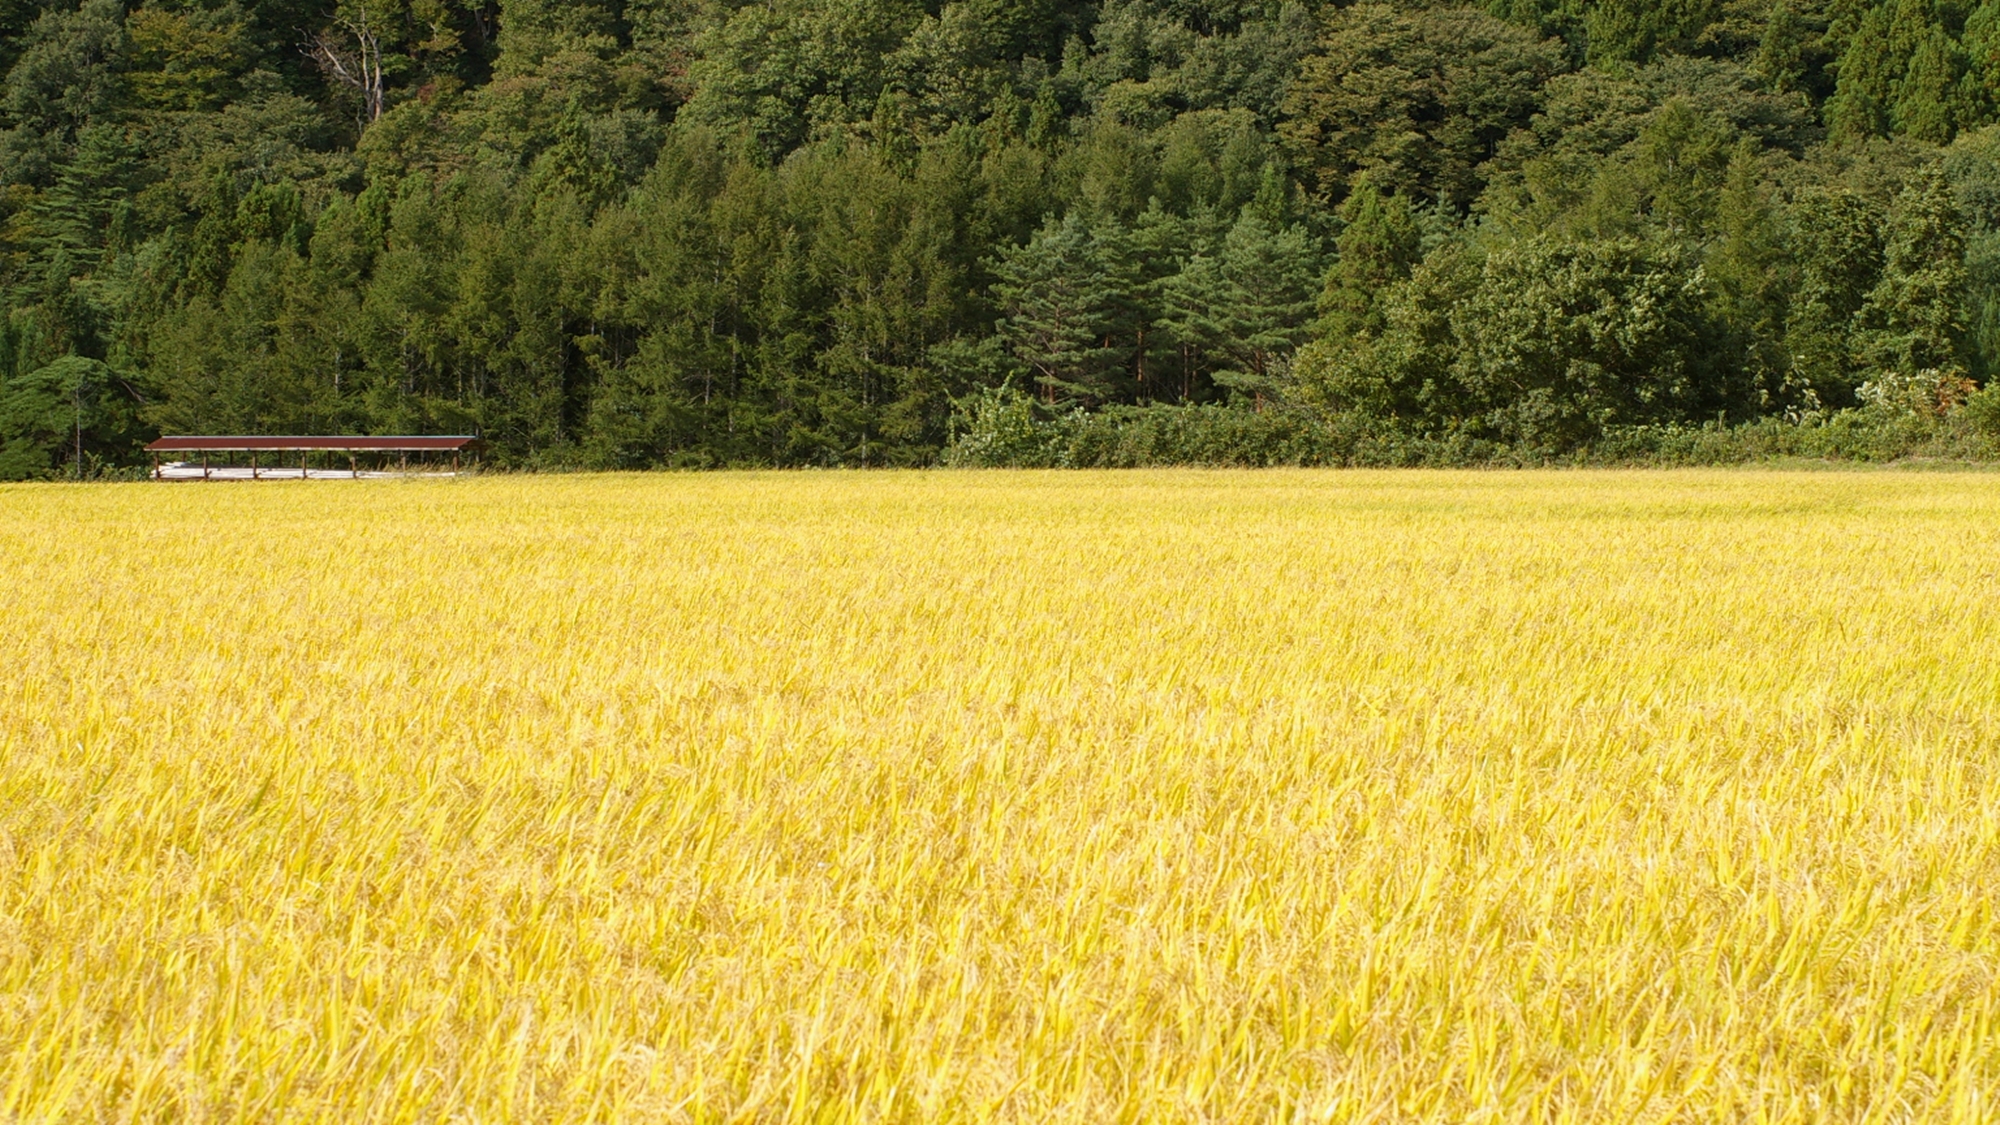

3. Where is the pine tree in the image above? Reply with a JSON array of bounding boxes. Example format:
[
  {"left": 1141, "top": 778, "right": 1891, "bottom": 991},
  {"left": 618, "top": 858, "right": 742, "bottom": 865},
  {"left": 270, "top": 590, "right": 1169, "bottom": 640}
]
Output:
[
  {"left": 1127, "top": 204, "right": 1217, "bottom": 402},
  {"left": 1756, "top": 2, "right": 1811, "bottom": 95},
  {"left": 1824, "top": 5, "right": 1896, "bottom": 139},
  {"left": 1967, "top": 1, "right": 2000, "bottom": 124},
  {"left": 1211, "top": 210, "right": 1318, "bottom": 405},
  {"left": 1155, "top": 250, "right": 1233, "bottom": 402},
  {"left": 183, "top": 170, "right": 241, "bottom": 301},
  {"left": 31, "top": 123, "right": 136, "bottom": 268},
  {"left": 991, "top": 213, "right": 1127, "bottom": 403},
  {"left": 0, "top": 353, "right": 132, "bottom": 480},
  {"left": 1893, "top": 27, "right": 1966, "bottom": 144},
  {"left": 1706, "top": 144, "right": 1790, "bottom": 402},
  {"left": 1860, "top": 165, "right": 1970, "bottom": 375},
  {"left": 1787, "top": 189, "right": 1885, "bottom": 406},
  {"left": 1317, "top": 182, "right": 1421, "bottom": 346}
]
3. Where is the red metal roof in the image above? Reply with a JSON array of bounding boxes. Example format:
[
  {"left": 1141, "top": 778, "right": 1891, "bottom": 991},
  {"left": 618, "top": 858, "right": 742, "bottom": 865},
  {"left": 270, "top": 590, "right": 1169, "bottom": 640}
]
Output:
[{"left": 146, "top": 435, "right": 479, "bottom": 452}]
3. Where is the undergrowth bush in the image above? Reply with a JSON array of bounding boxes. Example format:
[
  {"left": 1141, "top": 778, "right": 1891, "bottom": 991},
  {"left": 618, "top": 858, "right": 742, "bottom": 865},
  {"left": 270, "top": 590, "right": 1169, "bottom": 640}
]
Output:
[{"left": 944, "top": 383, "right": 2000, "bottom": 468}]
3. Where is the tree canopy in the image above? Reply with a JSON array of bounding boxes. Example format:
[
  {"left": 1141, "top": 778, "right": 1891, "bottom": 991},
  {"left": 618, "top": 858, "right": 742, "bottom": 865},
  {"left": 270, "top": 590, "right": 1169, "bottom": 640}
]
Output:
[{"left": 1, "top": 0, "right": 1997, "bottom": 474}]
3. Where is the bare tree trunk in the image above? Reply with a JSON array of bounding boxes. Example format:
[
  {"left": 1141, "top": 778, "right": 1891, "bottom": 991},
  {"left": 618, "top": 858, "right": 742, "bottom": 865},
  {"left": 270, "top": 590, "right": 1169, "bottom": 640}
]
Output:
[{"left": 309, "top": 11, "right": 386, "bottom": 125}]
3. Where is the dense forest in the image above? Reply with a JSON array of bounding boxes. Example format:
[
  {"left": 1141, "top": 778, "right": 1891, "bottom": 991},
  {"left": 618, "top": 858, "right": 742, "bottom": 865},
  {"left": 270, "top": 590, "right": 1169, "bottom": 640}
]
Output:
[{"left": 1, "top": 0, "right": 1998, "bottom": 473}]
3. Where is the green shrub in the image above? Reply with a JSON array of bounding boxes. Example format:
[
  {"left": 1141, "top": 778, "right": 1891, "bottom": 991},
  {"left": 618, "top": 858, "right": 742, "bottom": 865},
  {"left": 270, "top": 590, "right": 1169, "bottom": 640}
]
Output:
[{"left": 943, "top": 395, "right": 2000, "bottom": 468}]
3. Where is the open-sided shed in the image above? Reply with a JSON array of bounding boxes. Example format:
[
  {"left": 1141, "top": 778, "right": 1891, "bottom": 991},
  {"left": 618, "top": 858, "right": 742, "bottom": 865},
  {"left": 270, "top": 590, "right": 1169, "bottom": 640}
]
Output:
[{"left": 144, "top": 436, "right": 480, "bottom": 479}]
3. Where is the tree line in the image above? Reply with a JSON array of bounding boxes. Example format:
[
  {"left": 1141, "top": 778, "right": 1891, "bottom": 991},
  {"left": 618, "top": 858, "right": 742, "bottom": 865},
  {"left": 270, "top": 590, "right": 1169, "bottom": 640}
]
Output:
[{"left": 1, "top": 0, "right": 1998, "bottom": 474}]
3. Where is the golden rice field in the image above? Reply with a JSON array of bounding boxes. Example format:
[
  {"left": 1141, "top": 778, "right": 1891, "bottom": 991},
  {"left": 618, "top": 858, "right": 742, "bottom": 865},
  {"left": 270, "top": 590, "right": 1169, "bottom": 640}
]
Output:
[{"left": 4, "top": 469, "right": 2000, "bottom": 1123}]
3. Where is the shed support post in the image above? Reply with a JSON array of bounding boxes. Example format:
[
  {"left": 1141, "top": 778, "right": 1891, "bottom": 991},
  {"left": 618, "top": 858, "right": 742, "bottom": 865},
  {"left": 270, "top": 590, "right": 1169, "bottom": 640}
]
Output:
[
  {"left": 453, "top": 452, "right": 460, "bottom": 475},
  {"left": 400, "top": 451, "right": 408, "bottom": 473},
  {"left": 203, "top": 453, "right": 209, "bottom": 480},
  {"left": 251, "top": 453, "right": 258, "bottom": 480},
  {"left": 350, "top": 453, "right": 358, "bottom": 478},
  {"left": 301, "top": 450, "right": 308, "bottom": 479},
  {"left": 152, "top": 454, "right": 160, "bottom": 480}
]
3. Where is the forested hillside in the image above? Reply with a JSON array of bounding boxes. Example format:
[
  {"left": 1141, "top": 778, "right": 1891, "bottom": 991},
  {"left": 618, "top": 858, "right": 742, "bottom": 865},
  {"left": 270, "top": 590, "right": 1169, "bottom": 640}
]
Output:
[{"left": 2, "top": 0, "right": 1998, "bottom": 472}]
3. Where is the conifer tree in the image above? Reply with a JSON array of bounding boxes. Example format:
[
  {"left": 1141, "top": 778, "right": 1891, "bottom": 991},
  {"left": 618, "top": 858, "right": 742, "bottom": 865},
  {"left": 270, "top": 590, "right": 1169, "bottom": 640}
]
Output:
[
  {"left": 1155, "top": 250, "right": 1232, "bottom": 402},
  {"left": 1824, "top": 5, "right": 1896, "bottom": 139},
  {"left": 1968, "top": 2, "right": 2000, "bottom": 123},
  {"left": 1755, "top": 3, "right": 1812, "bottom": 95},
  {"left": 1894, "top": 27, "right": 1966, "bottom": 144},
  {"left": 1707, "top": 144, "right": 1790, "bottom": 399},
  {"left": 1317, "top": 181, "right": 1420, "bottom": 345},
  {"left": 31, "top": 123, "right": 136, "bottom": 268},
  {"left": 1861, "top": 166, "right": 1971, "bottom": 376},
  {"left": 992, "top": 213, "right": 1127, "bottom": 403},
  {"left": 1210, "top": 209, "right": 1318, "bottom": 404},
  {"left": 1785, "top": 191, "right": 1885, "bottom": 406}
]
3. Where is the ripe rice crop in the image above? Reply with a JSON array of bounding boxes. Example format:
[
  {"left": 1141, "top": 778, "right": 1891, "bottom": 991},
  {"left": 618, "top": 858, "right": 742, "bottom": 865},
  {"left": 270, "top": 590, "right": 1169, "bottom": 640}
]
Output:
[{"left": 3, "top": 469, "right": 1999, "bottom": 1122}]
